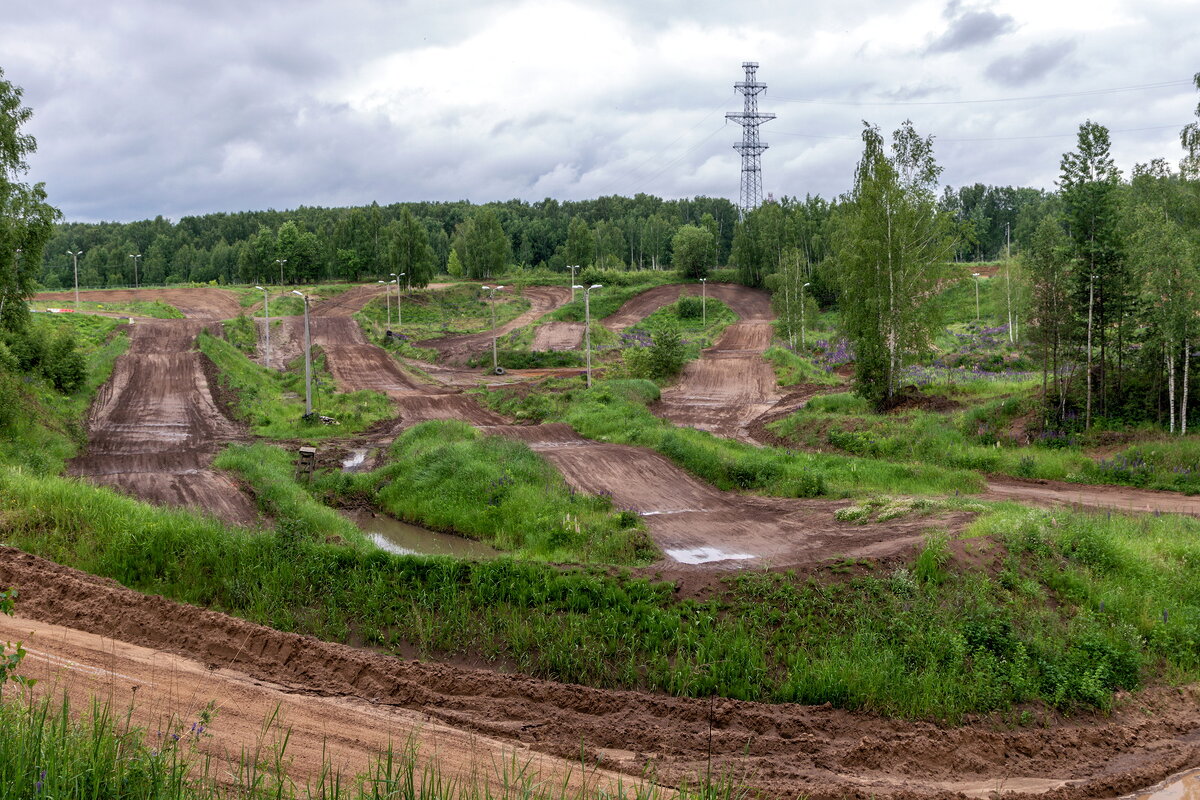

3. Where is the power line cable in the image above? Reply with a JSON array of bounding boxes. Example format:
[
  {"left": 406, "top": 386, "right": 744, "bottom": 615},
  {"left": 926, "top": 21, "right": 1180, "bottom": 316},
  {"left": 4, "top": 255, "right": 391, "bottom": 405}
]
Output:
[
  {"left": 775, "top": 122, "right": 1191, "bottom": 144},
  {"left": 773, "top": 79, "right": 1192, "bottom": 107}
]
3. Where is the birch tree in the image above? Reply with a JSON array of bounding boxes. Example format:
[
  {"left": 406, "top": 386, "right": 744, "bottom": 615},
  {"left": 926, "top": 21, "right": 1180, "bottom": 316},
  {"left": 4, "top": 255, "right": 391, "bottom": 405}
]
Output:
[{"left": 834, "top": 121, "right": 954, "bottom": 409}]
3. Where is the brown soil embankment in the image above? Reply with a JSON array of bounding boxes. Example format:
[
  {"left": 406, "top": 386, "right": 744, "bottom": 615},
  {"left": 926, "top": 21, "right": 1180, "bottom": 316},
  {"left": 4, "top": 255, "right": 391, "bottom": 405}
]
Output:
[
  {"left": 2, "top": 547, "right": 1198, "bottom": 800},
  {"left": 67, "top": 319, "right": 257, "bottom": 525},
  {"left": 418, "top": 286, "right": 572, "bottom": 364},
  {"left": 34, "top": 287, "right": 243, "bottom": 319}
]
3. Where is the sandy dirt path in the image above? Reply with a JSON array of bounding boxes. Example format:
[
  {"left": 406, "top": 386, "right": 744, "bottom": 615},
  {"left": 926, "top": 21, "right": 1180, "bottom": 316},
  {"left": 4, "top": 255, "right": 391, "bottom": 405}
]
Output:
[
  {"left": 418, "top": 286, "right": 572, "bottom": 364},
  {"left": 66, "top": 319, "right": 258, "bottom": 525},
  {"left": 3, "top": 547, "right": 1199, "bottom": 800},
  {"left": 0, "top": 619, "right": 629, "bottom": 795},
  {"left": 34, "top": 287, "right": 244, "bottom": 319},
  {"left": 484, "top": 424, "right": 972, "bottom": 568},
  {"left": 531, "top": 320, "right": 585, "bottom": 351}
]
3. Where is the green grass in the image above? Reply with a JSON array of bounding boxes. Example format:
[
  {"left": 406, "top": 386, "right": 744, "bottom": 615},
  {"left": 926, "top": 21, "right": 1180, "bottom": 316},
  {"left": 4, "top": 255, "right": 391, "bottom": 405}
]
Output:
[
  {"left": 0, "top": 315, "right": 128, "bottom": 475},
  {"left": 315, "top": 420, "right": 657, "bottom": 564},
  {"left": 476, "top": 379, "right": 982, "bottom": 498},
  {"left": 31, "top": 299, "right": 185, "bottom": 318},
  {"left": 0, "top": 692, "right": 687, "bottom": 800},
  {"left": 356, "top": 284, "right": 530, "bottom": 339},
  {"left": 549, "top": 280, "right": 675, "bottom": 324},
  {"left": 770, "top": 386, "right": 1200, "bottom": 493},
  {"left": 763, "top": 346, "right": 841, "bottom": 387},
  {"left": 4, "top": 464, "right": 1198, "bottom": 718},
  {"left": 198, "top": 330, "right": 394, "bottom": 439},
  {"left": 213, "top": 443, "right": 369, "bottom": 547}
]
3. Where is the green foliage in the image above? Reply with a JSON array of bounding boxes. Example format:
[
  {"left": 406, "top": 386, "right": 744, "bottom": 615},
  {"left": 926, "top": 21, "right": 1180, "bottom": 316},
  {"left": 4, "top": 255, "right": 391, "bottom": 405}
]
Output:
[
  {"left": 468, "top": 349, "right": 584, "bottom": 369},
  {"left": 763, "top": 346, "right": 840, "bottom": 387},
  {"left": 321, "top": 420, "right": 656, "bottom": 564},
  {"left": 674, "top": 295, "right": 704, "bottom": 319},
  {"left": 671, "top": 224, "right": 714, "bottom": 280},
  {"left": 222, "top": 314, "right": 258, "bottom": 356},
  {"left": 835, "top": 121, "right": 955, "bottom": 409},
  {"left": 197, "top": 331, "right": 393, "bottom": 438},
  {"left": 453, "top": 208, "right": 511, "bottom": 279},
  {"left": 7, "top": 463, "right": 1195, "bottom": 717},
  {"left": 385, "top": 208, "right": 437, "bottom": 288}
]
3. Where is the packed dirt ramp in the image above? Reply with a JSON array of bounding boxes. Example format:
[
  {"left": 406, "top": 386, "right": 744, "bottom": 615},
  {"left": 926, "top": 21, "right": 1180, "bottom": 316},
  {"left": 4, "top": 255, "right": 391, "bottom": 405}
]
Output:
[
  {"left": 67, "top": 319, "right": 258, "bottom": 525},
  {"left": 2, "top": 548, "right": 1199, "bottom": 800}
]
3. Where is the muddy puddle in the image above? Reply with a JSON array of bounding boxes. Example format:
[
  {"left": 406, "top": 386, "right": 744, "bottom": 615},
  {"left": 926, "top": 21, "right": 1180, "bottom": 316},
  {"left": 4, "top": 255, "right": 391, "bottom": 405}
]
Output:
[
  {"left": 353, "top": 513, "right": 501, "bottom": 559},
  {"left": 665, "top": 546, "right": 756, "bottom": 565},
  {"left": 342, "top": 449, "right": 369, "bottom": 471},
  {"left": 1133, "top": 768, "right": 1200, "bottom": 799}
]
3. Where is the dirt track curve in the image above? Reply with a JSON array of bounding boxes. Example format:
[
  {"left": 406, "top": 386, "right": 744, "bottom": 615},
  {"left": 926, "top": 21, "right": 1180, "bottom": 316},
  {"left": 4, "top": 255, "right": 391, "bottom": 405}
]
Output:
[
  {"left": 418, "top": 286, "right": 572, "bottom": 364},
  {"left": 3, "top": 547, "right": 1199, "bottom": 800},
  {"left": 65, "top": 291, "right": 259, "bottom": 525},
  {"left": 35, "top": 287, "right": 244, "bottom": 319}
]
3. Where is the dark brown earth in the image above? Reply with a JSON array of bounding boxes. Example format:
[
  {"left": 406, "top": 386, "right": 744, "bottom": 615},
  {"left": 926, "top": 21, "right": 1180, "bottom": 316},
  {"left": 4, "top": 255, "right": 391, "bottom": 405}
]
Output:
[
  {"left": 419, "top": 286, "right": 572, "bottom": 364},
  {"left": 65, "top": 317, "right": 258, "bottom": 525},
  {"left": 531, "top": 320, "right": 585, "bottom": 351},
  {"left": 35, "top": 287, "right": 244, "bottom": 319},
  {"left": 3, "top": 547, "right": 1199, "bottom": 800}
]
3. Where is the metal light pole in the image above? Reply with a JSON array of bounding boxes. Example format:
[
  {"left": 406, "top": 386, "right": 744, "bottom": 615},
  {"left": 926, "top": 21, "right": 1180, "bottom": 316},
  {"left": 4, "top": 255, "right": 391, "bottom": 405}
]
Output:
[
  {"left": 292, "top": 290, "right": 312, "bottom": 415},
  {"left": 129, "top": 253, "right": 142, "bottom": 288},
  {"left": 573, "top": 284, "right": 602, "bottom": 388},
  {"left": 277, "top": 258, "right": 287, "bottom": 287},
  {"left": 481, "top": 284, "right": 505, "bottom": 373},
  {"left": 801, "top": 282, "right": 811, "bottom": 349},
  {"left": 67, "top": 250, "right": 82, "bottom": 309},
  {"left": 972, "top": 272, "right": 981, "bottom": 320},
  {"left": 394, "top": 272, "right": 405, "bottom": 327},
  {"left": 256, "top": 286, "right": 270, "bottom": 368},
  {"left": 699, "top": 277, "right": 707, "bottom": 324},
  {"left": 377, "top": 281, "right": 392, "bottom": 327}
]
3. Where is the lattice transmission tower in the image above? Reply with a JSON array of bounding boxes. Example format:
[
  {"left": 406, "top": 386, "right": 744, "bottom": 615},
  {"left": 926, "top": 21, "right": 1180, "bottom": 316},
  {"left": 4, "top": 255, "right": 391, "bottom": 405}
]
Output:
[{"left": 726, "top": 62, "right": 776, "bottom": 217}]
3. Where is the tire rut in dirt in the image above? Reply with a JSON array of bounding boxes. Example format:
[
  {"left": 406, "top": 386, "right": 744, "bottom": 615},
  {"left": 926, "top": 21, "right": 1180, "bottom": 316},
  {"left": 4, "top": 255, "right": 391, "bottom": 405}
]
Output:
[
  {"left": 2, "top": 547, "right": 1197, "bottom": 800},
  {"left": 67, "top": 319, "right": 257, "bottom": 525}
]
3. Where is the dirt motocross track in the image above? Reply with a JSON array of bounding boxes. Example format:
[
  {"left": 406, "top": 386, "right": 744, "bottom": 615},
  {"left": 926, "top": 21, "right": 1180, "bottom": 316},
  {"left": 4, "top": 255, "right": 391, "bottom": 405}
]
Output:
[
  {"left": 61, "top": 289, "right": 259, "bottom": 526},
  {"left": 3, "top": 548, "right": 1200, "bottom": 800}
]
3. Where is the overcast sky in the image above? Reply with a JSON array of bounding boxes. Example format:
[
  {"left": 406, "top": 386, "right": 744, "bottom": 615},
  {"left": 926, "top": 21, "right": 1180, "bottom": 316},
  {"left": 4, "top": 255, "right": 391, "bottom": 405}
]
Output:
[{"left": 4, "top": 0, "right": 1197, "bottom": 223}]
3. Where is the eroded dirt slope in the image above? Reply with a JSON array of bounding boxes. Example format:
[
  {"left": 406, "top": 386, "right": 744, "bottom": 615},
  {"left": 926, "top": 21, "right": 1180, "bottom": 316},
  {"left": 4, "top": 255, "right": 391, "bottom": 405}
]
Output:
[
  {"left": 35, "top": 287, "right": 243, "bottom": 319},
  {"left": 419, "top": 286, "right": 572, "bottom": 364},
  {"left": 2, "top": 548, "right": 1198, "bottom": 800},
  {"left": 67, "top": 320, "right": 258, "bottom": 525}
]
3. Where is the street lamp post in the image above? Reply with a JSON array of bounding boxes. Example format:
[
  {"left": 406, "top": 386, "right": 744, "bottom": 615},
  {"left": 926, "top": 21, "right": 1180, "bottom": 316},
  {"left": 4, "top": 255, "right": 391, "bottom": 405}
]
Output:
[
  {"left": 67, "top": 250, "right": 82, "bottom": 309},
  {"left": 377, "top": 281, "right": 392, "bottom": 327},
  {"left": 481, "top": 284, "right": 505, "bottom": 374},
  {"left": 277, "top": 258, "right": 287, "bottom": 287},
  {"left": 801, "top": 282, "right": 811, "bottom": 349},
  {"left": 292, "top": 290, "right": 312, "bottom": 415},
  {"left": 393, "top": 272, "right": 405, "bottom": 327},
  {"left": 129, "top": 253, "right": 142, "bottom": 289},
  {"left": 699, "top": 277, "right": 707, "bottom": 324},
  {"left": 255, "top": 286, "right": 270, "bottom": 368},
  {"left": 972, "top": 272, "right": 982, "bottom": 320},
  {"left": 573, "top": 284, "right": 602, "bottom": 388}
]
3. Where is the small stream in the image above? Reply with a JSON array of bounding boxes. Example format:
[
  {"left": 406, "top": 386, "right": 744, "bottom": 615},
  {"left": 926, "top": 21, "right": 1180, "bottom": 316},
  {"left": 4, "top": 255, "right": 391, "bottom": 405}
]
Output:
[{"left": 352, "top": 513, "right": 501, "bottom": 559}]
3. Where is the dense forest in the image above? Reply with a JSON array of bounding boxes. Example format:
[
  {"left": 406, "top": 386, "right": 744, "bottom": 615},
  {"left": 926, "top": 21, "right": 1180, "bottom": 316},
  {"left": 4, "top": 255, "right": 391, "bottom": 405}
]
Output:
[{"left": 36, "top": 182, "right": 1049, "bottom": 292}]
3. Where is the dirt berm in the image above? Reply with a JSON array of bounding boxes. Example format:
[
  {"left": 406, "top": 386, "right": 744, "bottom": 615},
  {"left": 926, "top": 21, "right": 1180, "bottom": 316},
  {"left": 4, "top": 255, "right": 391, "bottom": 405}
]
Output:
[{"left": 2, "top": 547, "right": 1198, "bottom": 799}]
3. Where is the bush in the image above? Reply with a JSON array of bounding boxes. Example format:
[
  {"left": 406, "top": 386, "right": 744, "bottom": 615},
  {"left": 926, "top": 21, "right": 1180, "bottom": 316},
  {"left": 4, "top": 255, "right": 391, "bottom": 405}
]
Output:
[{"left": 675, "top": 296, "right": 704, "bottom": 319}]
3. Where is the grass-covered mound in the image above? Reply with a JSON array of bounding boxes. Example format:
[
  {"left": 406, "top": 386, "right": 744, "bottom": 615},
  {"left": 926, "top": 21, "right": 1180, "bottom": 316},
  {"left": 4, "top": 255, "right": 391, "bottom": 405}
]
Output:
[
  {"left": 315, "top": 420, "right": 656, "bottom": 564},
  {"left": 478, "top": 379, "right": 982, "bottom": 498},
  {"left": 198, "top": 329, "right": 394, "bottom": 439}
]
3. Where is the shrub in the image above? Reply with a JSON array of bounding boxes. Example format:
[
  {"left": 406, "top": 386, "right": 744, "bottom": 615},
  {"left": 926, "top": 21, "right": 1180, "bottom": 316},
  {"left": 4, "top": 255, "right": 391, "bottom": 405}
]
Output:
[{"left": 675, "top": 296, "right": 704, "bottom": 319}]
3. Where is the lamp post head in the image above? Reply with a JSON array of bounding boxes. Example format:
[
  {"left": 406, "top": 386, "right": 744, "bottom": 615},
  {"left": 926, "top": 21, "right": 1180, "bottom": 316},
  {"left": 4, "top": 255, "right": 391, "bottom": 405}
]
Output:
[
  {"left": 255, "top": 286, "right": 264, "bottom": 291},
  {"left": 571, "top": 284, "right": 584, "bottom": 290},
  {"left": 973, "top": 273, "right": 981, "bottom": 278},
  {"left": 291, "top": 290, "right": 304, "bottom": 298},
  {"left": 589, "top": 284, "right": 602, "bottom": 290},
  {"left": 378, "top": 280, "right": 386, "bottom": 284},
  {"left": 803, "top": 282, "right": 811, "bottom": 287}
]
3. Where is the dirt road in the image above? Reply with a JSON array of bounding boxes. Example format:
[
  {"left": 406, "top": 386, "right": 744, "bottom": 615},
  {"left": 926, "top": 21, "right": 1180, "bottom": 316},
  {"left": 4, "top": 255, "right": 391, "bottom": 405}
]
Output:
[
  {"left": 3, "top": 547, "right": 1199, "bottom": 800},
  {"left": 67, "top": 320, "right": 258, "bottom": 525},
  {"left": 485, "top": 424, "right": 970, "bottom": 568},
  {"left": 650, "top": 286, "right": 780, "bottom": 442},
  {"left": 985, "top": 476, "right": 1200, "bottom": 517},
  {"left": 34, "top": 287, "right": 244, "bottom": 319},
  {"left": 419, "top": 286, "right": 572, "bottom": 364}
]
